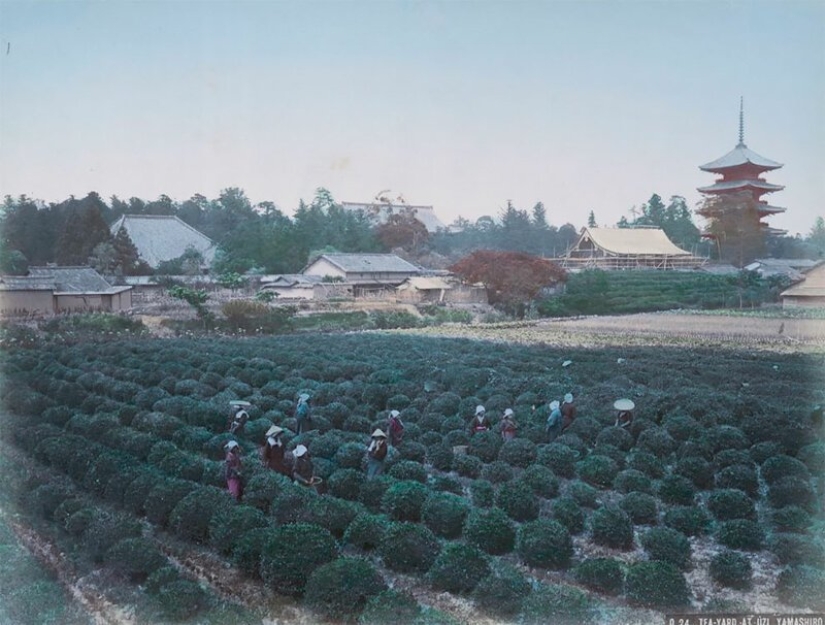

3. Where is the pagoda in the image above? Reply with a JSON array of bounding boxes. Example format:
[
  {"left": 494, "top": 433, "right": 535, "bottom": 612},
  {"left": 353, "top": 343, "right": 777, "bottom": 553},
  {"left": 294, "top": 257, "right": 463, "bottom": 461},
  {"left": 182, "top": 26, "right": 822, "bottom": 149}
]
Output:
[{"left": 696, "top": 99, "right": 786, "bottom": 236}]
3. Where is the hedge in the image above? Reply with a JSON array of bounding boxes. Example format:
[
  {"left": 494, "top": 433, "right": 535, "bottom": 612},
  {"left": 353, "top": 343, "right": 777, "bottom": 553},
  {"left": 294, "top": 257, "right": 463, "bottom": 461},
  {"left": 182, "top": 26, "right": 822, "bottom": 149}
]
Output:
[
  {"left": 427, "top": 543, "right": 490, "bottom": 594},
  {"left": 378, "top": 522, "right": 440, "bottom": 574},
  {"left": 574, "top": 557, "right": 624, "bottom": 595},
  {"left": 208, "top": 504, "right": 270, "bottom": 555},
  {"left": 464, "top": 507, "right": 516, "bottom": 555},
  {"left": 517, "top": 519, "right": 573, "bottom": 570},
  {"left": 304, "top": 557, "right": 387, "bottom": 622},
  {"left": 104, "top": 537, "right": 167, "bottom": 582},
  {"left": 259, "top": 523, "right": 339, "bottom": 596},
  {"left": 625, "top": 561, "right": 691, "bottom": 608}
]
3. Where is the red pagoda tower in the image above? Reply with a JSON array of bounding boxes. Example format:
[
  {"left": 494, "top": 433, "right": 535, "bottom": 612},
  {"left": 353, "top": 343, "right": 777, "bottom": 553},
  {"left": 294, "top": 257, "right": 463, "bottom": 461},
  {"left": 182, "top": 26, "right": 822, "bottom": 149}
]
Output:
[{"left": 696, "top": 99, "right": 786, "bottom": 237}]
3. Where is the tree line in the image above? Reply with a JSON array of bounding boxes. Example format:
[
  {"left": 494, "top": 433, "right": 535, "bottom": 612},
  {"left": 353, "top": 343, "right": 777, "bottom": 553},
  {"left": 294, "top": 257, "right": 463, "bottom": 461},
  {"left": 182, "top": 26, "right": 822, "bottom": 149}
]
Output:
[{"left": 0, "top": 188, "right": 822, "bottom": 276}]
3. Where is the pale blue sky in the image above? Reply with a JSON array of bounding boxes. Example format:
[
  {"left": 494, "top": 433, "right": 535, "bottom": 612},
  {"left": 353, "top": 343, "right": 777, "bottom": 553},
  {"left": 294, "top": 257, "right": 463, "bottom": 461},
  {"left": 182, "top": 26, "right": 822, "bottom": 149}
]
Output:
[{"left": 1, "top": 0, "right": 822, "bottom": 236}]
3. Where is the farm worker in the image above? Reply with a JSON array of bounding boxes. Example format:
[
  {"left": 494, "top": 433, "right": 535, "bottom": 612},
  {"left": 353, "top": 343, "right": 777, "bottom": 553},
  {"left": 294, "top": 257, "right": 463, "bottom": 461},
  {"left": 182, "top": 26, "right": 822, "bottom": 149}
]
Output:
[
  {"left": 500, "top": 408, "right": 518, "bottom": 441},
  {"left": 469, "top": 405, "right": 491, "bottom": 435},
  {"left": 546, "top": 400, "right": 562, "bottom": 442},
  {"left": 292, "top": 444, "right": 315, "bottom": 487},
  {"left": 228, "top": 405, "right": 250, "bottom": 436},
  {"left": 261, "top": 425, "right": 289, "bottom": 476},
  {"left": 614, "top": 399, "right": 635, "bottom": 429},
  {"left": 295, "top": 393, "right": 311, "bottom": 435},
  {"left": 387, "top": 410, "right": 405, "bottom": 447},
  {"left": 366, "top": 429, "right": 389, "bottom": 479},
  {"left": 223, "top": 440, "right": 244, "bottom": 502},
  {"left": 561, "top": 393, "right": 577, "bottom": 432}
]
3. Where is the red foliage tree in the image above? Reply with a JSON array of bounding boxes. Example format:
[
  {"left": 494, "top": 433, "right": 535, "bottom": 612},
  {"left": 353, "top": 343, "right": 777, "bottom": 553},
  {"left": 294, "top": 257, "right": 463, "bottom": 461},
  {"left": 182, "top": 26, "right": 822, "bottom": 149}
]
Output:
[
  {"left": 376, "top": 211, "right": 429, "bottom": 252},
  {"left": 449, "top": 250, "right": 566, "bottom": 318}
]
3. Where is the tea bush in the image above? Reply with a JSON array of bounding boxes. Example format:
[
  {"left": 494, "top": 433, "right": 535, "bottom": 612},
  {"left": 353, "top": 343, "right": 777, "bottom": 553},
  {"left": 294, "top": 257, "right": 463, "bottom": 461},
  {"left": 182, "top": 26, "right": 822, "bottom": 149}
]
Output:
[
  {"left": 259, "top": 523, "right": 338, "bottom": 596},
  {"left": 776, "top": 565, "right": 825, "bottom": 610},
  {"left": 431, "top": 475, "right": 463, "bottom": 495},
  {"left": 426, "top": 444, "right": 454, "bottom": 471},
  {"left": 243, "top": 471, "right": 291, "bottom": 512},
  {"left": 467, "top": 431, "right": 502, "bottom": 463},
  {"left": 709, "top": 550, "right": 752, "bottom": 589},
  {"left": 771, "top": 506, "right": 812, "bottom": 533},
  {"left": 472, "top": 564, "right": 531, "bottom": 617},
  {"left": 520, "top": 464, "right": 560, "bottom": 498},
  {"left": 707, "top": 489, "right": 756, "bottom": 521},
  {"left": 768, "top": 476, "right": 818, "bottom": 512},
  {"left": 536, "top": 443, "right": 577, "bottom": 478},
  {"left": 750, "top": 441, "right": 783, "bottom": 464},
  {"left": 590, "top": 506, "right": 633, "bottom": 550},
  {"left": 627, "top": 450, "right": 666, "bottom": 478},
  {"left": 421, "top": 492, "right": 470, "bottom": 539},
  {"left": 716, "top": 519, "right": 765, "bottom": 551},
  {"left": 577, "top": 454, "right": 619, "bottom": 489},
  {"left": 674, "top": 456, "right": 715, "bottom": 489},
  {"left": 304, "top": 557, "right": 387, "bottom": 622},
  {"left": 464, "top": 507, "right": 516, "bottom": 555},
  {"left": 427, "top": 543, "right": 490, "bottom": 594},
  {"left": 496, "top": 480, "right": 540, "bottom": 522},
  {"left": 574, "top": 557, "right": 624, "bottom": 595},
  {"left": 620, "top": 492, "right": 658, "bottom": 525},
  {"left": 625, "top": 561, "right": 691, "bottom": 608},
  {"left": 343, "top": 512, "right": 389, "bottom": 551},
  {"left": 378, "top": 522, "right": 440, "bottom": 574},
  {"left": 663, "top": 506, "right": 711, "bottom": 537},
  {"left": 640, "top": 527, "right": 692, "bottom": 569},
  {"left": 388, "top": 460, "right": 428, "bottom": 484},
  {"left": 358, "top": 476, "right": 395, "bottom": 513},
  {"left": 335, "top": 442, "right": 368, "bottom": 470},
  {"left": 565, "top": 417, "right": 601, "bottom": 445},
  {"left": 381, "top": 480, "right": 429, "bottom": 522},
  {"left": 498, "top": 438, "right": 537, "bottom": 468},
  {"left": 470, "top": 479, "right": 495, "bottom": 508},
  {"left": 613, "top": 469, "right": 654, "bottom": 494},
  {"left": 762, "top": 455, "right": 811, "bottom": 484},
  {"left": 169, "top": 486, "right": 234, "bottom": 543},
  {"left": 301, "top": 495, "right": 361, "bottom": 539},
  {"left": 797, "top": 442, "right": 825, "bottom": 474},
  {"left": 519, "top": 582, "right": 595, "bottom": 625},
  {"left": 517, "top": 519, "right": 573, "bottom": 570},
  {"left": 769, "top": 534, "right": 825, "bottom": 567},
  {"left": 454, "top": 453, "right": 482, "bottom": 478},
  {"left": 104, "top": 537, "right": 167, "bottom": 582},
  {"left": 715, "top": 463, "right": 759, "bottom": 497},
  {"left": 481, "top": 460, "right": 514, "bottom": 484},
  {"left": 595, "top": 426, "right": 634, "bottom": 451},
  {"left": 358, "top": 589, "right": 421, "bottom": 625},
  {"left": 551, "top": 496, "right": 586, "bottom": 534},
  {"left": 208, "top": 504, "right": 269, "bottom": 555},
  {"left": 567, "top": 480, "right": 600, "bottom": 508},
  {"left": 636, "top": 427, "right": 677, "bottom": 458},
  {"left": 706, "top": 425, "right": 750, "bottom": 453},
  {"left": 156, "top": 578, "right": 210, "bottom": 621},
  {"left": 327, "top": 468, "right": 367, "bottom": 501},
  {"left": 658, "top": 474, "right": 695, "bottom": 506}
]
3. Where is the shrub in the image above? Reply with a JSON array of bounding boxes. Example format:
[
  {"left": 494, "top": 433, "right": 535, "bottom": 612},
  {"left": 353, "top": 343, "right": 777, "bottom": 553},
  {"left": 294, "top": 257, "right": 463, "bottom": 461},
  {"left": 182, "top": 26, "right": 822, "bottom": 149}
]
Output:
[
  {"left": 358, "top": 589, "right": 421, "bottom": 625},
  {"left": 497, "top": 438, "right": 537, "bottom": 468},
  {"left": 271, "top": 484, "right": 316, "bottom": 525},
  {"left": 169, "top": 486, "right": 234, "bottom": 544},
  {"left": 551, "top": 496, "right": 586, "bottom": 534},
  {"left": 427, "top": 543, "right": 490, "bottom": 594},
  {"left": 576, "top": 454, "right": 619, "bottom": 489},
  {"left": 334, "top": 442, "right": 368, "bottom": 470},
  {"left": 397, "top": 441, "right": 427, "bottom": 463},
  {"left": 797, "top": 442, "right": 825, "bottom": 474},
  {"left": 520, "top": 464, "right": 559, "bottom": 498},
  {"left": 706, "top": 425, "right": 750, "bottom": 453},
  {"left": 770, "top": 534, "right": 825, "bottom": 567},
  {"left": 574, "top": 558, "right": 624, "bottom": 595},
  {"left": 453, "top": 453, "right": 482, "bottom": 478},
  {"left": 82, "top": 510, "right": 143, "bottom": 562},
  {"left": 625, "top": 561, "right": 690, "bottom": 608},
  {"left": 627, "top": 451, "right": 666, "bottom": 478},
  {"left": 231, "top": 527, "right": 270, "bottom": 576},
  {"left": 715, "top": 463, "right": 759, "bottom": 497},
  {"left": 243, "top": 471, "right": 290, "bottom": 512},
  {"left": 304, "top": 557, "right": 387, "bottom": 622},
  {"left": 536, "top": 443, "right": 577, "bottom": 478},
  {"left": 565, "top": 417, "right": 601, "bottom": 445},
  {"left": 710, "top": 550, "right": 752, "bottom": 589},
  {"left": 496, "top": 480, "right": 540, "bottom": 522},
  {"left": 388, "top": 460, "right": 428, "bottom": 484},
  {"left": 663, "top": 506, "right": 710, "bottom": 537},
  {"left": 104, "top": 537, "right": 167, "bottom": 582},
  {"left": 636, "top": 427, "right": 677, "bottom": 458},
  {"left": 426, "top": 444, "right": 454, "bottom": 471},
  {"left": 750, "top": 441, "right": 783, "bottom": 464},
  {"left": 776, "top": 565, "right": 825, "bottom": 610},
  {"left": 259, "top": 523, "right": 338, "bottom": 596},
  {"left": 567, "top": 480, "right": 600, "bottom": 508},
  {"left": 145, "top": 479, "right": 197, "bottom": 527},
  {"left": 762, "top": 455, "right": 811, "bottom": 484},
  {"left": 421, "top": 492, "right": 470, "bottom": 539},
  {"left": 473, "top": 564, "right": 531, "bottom": 617},
  {"left": 517, "top": 519, "right": 573, "bottom": 570},
  {"left": 464, "top": 507, "right": 516, "bottom": 555},
  {"left": 674, "top": 456, "right": 715, "bottom": 489},
  {"left": 208, "top": 505, "right": 269, "bottom": 555},
  {"left": 771, "top": 506, "right": 812, "bottom": 533},
  {"left": 327, "top": 468, "right": 367, "bottom": 501},
  {"left": 519, "top": 583, "right": 595, "bottom": 625},
  {"left": 657, "top": 474, "right": 695, "bottom": 506},
  {"left": 481, "top": 460, "right": 514, "bottom": 484},
  {"left": 768, "top": 476, "right": 818, "bottom": 512},
  {"left": 379, "top": 522, "right": 440, "bottom": 574},
  {"left": 590, "top": 506, "right": 633, "bottom": 550},
  {"left": 467, "top": 431, "right": 502, "bottom": 463},
  {"left": 595, "top": 426, "right": 634, "bottom": 451},
  {"left": 640, "top": 527, "right": 691, "bottom": 570},
  {"left": 301, "top": 495, "right": 361, "bottom": 539},
  {"left": 470, "top": 479, "right": 495, "bottom": 508},
  {"left": 716, "top": 520, "right": 765, "bottom": 551},
  {"left": 122, "top": 471, "right": 158, "bottom": 517},
  {"left": 613, "top": 469, "right": 654, "bottom": 494},
  {"left": 343, "top": 513, "right": 389, "bottom": 551},
  {"left": 620, "top": 492, "right": 658, "bottom": 525},
  {"left": 431, "top": 475, "right": 463, "bottom": 495},
  {"left": 381, "top": 480, "right": 429, "bottom": 522},
  {"left": 707, "top": 489, "right": 756, "bottom": 521},
  {"left": 358, "top": 476, "right": 394, "bottom": 513},
  {"left": 663, "top": 415, "right": 700, "bottom": 442}
]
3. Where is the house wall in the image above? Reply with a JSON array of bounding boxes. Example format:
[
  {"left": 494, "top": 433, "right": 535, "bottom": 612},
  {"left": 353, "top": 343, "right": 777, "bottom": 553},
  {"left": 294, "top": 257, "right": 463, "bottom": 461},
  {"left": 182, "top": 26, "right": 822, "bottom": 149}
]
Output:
[
  {"left": 304, "top": 258, "right": 347, "bottom": 280},
  {"left": 112, "top": 290, "right": 133, "bottom": 311},
  {"left": 56, "top": 294, "right": 107, "bottom": 312},
  {"left": 782, "top": 295, "right": 825, "bottom": 308},
  {"left": 0, "top": 291, "right": 54, "bottom": 315},
  {"left": 396, "top": 285, "right": 488, "bottom": 305}
]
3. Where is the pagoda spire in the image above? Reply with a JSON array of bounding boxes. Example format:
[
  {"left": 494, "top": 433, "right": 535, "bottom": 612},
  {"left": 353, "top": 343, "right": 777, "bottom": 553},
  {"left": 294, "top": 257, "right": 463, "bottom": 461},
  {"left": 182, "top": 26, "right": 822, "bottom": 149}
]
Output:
[{"left": 738, "top": 96, "right": 745, "bottom": 147}]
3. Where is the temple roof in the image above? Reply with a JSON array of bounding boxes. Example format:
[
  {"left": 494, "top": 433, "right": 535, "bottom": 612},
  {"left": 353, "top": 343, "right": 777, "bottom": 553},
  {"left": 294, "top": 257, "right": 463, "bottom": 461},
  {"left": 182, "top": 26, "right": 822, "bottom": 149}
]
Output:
[
  {"left": 699, "top": 144, "right": 783, "bottom": 173},
  {"left": 569, "top": 227, "right": 692, "bottom": 257},
  {"left": 697, "top": 179, "right": 784, "bottom": 194}
]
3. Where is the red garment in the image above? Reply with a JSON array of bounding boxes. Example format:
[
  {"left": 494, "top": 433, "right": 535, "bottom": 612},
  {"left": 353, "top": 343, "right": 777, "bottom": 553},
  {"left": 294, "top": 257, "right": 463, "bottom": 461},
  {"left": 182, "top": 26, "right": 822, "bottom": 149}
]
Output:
[
  {"left": 561, "top": 402, "right": 576, "bottom": 430},
  {"left": 262, "top": 441, "right": 289, "bottom": 475},
  {"left": 369, "top": 439, "right": 388, "bottom": 461},
  {"left": 500, "top": 419, "right": 517, "bottom": 440},
  {"left": 470, "top": 415, "right": 491, "bottom": 434},
  {"left": 224, "top": 451, "right": 243, "bottom": 501},
  {"left": 388, "top": 416, "right": 405, "bottom": 446}
]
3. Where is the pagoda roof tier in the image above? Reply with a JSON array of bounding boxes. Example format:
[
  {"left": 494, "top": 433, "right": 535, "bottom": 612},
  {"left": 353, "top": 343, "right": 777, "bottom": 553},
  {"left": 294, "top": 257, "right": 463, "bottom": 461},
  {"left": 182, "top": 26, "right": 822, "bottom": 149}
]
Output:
[
  {"left": 697, "top": 179, "right": 784, "bottom": 194},
  {"left": 699, "top": 143, "right": 783, "bottom": 173},
  {"left": 696, "top": 202, "right": 786, "bottom": 218}
]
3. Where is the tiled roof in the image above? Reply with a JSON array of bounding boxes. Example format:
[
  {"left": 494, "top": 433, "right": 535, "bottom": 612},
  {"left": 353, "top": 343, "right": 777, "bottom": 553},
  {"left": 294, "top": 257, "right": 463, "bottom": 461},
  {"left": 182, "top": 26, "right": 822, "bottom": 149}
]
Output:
[
  {"left": 110, "top": 214, "right": 215, "bottom": 268},
  {"left": 2, "top": 266, "right": 130, "bottom": 294},
  {"left": 697, "top": 179, "right": 784, "bottom": 194},
  {"left": 397, "top": 276, "right": 453, "bottom": 291},
  {"left": 340, "top": 202, "right": 446, "bottom": 233},
  {"left": 312, "top": 254, "right": 421, "bottom": 274},
  {"left": 700, "top": 144, "right": 783, "bottom": 172},
  {"left": 573, "top": 228, "right": 692, "bottom": 256}
]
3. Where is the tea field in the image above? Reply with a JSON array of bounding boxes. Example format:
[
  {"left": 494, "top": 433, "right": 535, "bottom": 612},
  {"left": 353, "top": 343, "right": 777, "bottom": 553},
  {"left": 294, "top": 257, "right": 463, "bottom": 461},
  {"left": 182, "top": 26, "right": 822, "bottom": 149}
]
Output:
[{"left": 1, "top": 332, "right": 823, "bottom": 624}]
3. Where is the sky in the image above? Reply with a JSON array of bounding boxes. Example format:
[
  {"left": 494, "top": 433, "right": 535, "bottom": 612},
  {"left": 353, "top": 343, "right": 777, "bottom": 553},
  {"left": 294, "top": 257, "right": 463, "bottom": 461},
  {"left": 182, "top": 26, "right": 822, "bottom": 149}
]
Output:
[{"left": 0, "top": 0, "right": 823, "bottom": 237}]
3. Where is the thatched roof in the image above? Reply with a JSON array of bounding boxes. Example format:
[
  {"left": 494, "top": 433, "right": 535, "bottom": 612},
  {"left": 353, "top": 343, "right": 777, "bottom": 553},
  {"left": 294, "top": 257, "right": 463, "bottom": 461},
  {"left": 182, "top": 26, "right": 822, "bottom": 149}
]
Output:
[{"left": 572, "top": 227, "right": 692, "bottom": 256}]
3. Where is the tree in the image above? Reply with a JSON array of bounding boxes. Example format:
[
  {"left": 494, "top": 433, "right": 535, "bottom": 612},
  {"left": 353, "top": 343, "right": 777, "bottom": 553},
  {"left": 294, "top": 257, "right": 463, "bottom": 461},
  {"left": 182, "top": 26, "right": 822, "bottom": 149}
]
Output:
[
  {"left": 55, "top": 193, "right": 113, "bottom": 265},
  {"left": 450, "top": 250, "right": 567, "bottom": 318},
  {"left": 168, "top": 285, "right": 212, "bottom": 327},
  {"left": 376, "top": 211, "right": 429, "bottom": 252},
  {"left": 587, "top": 211, "right": 597, "bottom": 228},
  {"left": 808, "top": 217, "right": 825, "bottom": 258},
  {"left": 698, "top": 192, "right": 766, "bottom": 267}
]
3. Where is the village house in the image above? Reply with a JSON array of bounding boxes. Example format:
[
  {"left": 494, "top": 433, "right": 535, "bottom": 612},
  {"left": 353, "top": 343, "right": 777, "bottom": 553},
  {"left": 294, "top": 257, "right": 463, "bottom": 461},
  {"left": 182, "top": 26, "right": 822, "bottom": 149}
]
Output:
[
  {"left": 0, "top": 266, "right": 132, "bottom": 316},
  {"left": 780, "top": 262, "right": 825, "bottom": 308},
  {"left": 300, "top": 253, "right": 421, "bottom": 298}
]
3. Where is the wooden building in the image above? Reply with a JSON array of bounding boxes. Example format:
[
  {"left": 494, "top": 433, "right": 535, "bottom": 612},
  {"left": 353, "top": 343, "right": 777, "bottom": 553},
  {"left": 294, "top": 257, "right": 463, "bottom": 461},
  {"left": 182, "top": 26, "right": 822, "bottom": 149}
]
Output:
[{"left": 562, "top": 227, "right": 704, "bottom": 270}]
